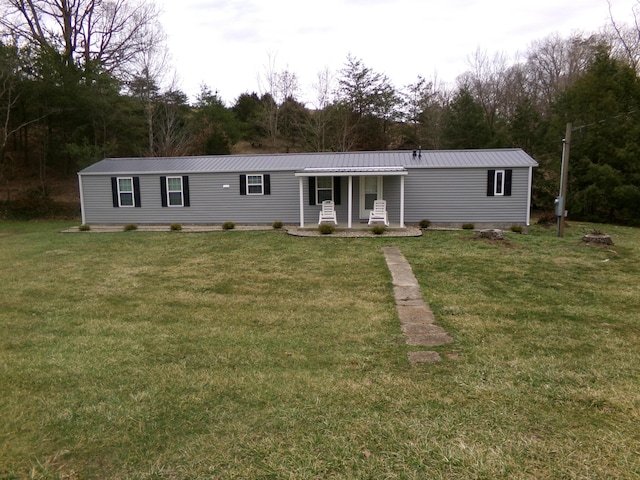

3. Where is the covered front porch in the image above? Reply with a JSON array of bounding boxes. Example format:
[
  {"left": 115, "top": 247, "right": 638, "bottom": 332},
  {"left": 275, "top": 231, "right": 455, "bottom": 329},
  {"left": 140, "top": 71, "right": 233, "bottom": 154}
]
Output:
[{"left": 294, "top": 166, "right": 409, "bottom": 229}]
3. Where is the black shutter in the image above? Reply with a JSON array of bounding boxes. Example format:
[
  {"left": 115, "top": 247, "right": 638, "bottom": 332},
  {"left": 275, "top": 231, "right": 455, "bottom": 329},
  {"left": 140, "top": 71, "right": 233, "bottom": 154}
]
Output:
[
  {"left": 133, "top": 177, "right": 141, "bottom": 207},
  {"left": 182, "top": 176, "right": 190, "bottom": 206},
  {"left": 111, "top": 177, "right": 119, "bottom": 207},
  {"left": 504, "top": 169, "right": 512, "bottom": 196},
  {"left": 160, "top": 176, "right": 167, "bottom": 207},
  {"left": 264, "top": 174, "right": 271, "bottom": 195},
  {"left": 240, "top": 175, "right": 247, "bottom": 195},
  {"left": 308, "top": 177, "right": 316, "bottom": 205},
  {"left": 487, "top": 170, "right": 495, "bottom": 197},
  {"left": 333, "top": 177, "right": 341, "bottom": 205}
]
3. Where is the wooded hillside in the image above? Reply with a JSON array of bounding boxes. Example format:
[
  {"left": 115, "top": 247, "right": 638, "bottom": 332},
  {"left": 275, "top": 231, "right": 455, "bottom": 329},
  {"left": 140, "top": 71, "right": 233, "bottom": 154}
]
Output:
[{"left": 1, "top": 0, "right": 640, "bottom": 224}]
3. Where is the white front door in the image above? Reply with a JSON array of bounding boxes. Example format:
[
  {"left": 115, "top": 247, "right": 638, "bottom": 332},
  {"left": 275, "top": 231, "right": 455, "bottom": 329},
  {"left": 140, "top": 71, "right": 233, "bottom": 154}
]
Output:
[{"left": 359, "top": 176, "right": 383, "bottom": 220}]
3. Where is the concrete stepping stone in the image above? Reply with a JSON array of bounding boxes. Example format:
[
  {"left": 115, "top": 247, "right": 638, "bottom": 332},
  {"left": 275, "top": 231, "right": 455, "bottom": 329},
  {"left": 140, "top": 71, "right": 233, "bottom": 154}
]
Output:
[{"left": 382, "top": 246, "right": 454, "bottom": 362}]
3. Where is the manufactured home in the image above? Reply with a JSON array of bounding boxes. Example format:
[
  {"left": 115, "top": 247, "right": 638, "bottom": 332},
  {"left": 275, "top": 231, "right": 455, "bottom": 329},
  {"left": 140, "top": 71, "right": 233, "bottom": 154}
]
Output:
[{"left": 77, "top": 149, "right": 537, "bottom": 228}]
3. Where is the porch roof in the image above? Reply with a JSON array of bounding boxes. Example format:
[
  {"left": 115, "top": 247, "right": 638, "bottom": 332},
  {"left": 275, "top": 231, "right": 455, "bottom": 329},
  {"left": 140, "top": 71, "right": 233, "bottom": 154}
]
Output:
[{"left": 295, "top": 166, "right": 408, "bottom": 177}]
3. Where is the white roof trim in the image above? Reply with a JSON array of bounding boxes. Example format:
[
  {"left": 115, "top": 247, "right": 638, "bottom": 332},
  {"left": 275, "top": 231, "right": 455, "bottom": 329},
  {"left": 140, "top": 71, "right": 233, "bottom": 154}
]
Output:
[{"left": 295, "top": 166, "right": 408, "bottom": 177}]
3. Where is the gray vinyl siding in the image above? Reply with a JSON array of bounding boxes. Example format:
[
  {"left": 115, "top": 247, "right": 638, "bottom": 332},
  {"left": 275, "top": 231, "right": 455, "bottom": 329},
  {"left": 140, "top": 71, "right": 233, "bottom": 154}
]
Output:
[
  {"left": 403, "top": 167, "right": 530, "bottom": 224},
  {"left": 81, "top": 171, "right": 302, "bottom": 225},
  {"left": 80, "top": 165, "right": 532, "bottom": 226}
]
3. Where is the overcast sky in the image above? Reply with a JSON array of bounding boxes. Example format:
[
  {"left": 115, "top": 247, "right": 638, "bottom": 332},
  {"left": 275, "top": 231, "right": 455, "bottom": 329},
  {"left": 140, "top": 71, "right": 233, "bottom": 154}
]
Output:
[{"left": 157, "top": 0, "right": 639, "bottom": 105}]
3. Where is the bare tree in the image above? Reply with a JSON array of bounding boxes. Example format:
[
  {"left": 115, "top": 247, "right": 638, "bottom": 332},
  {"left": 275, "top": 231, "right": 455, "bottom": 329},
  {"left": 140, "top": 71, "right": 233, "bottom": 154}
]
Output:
[
  {"left": 127, "top": 39, "right": 170, "bottom": 155},
  {"left": 0, "top": 0, "right": 164, "bottom": 78},
  {"left": 607, "top": 0, "right": 640, "bottom": 70},
  {"left": 308, "top": 67, "right": 334, "bottom": 151},
  {"left": 524, "top": 33, "right": 602, "bottom": 113},
  {"left": 258, "top": 52, "right": 300, "bottom": 142}
]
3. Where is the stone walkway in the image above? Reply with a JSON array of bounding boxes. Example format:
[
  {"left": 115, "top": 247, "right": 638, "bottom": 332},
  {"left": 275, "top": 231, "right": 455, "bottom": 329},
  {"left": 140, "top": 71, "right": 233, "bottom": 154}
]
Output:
[{"left": 382, "top": 246, "right": 454, "bottom": 363}]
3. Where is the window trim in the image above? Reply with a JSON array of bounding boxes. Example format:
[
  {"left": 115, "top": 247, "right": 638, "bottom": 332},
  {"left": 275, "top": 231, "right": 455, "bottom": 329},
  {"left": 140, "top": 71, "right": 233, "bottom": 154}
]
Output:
[
  {"left": 117, "top": 177, "right": 135, "bottom": 207},
  {"left": 246, "top": 174, "right": 264, "bottom": 195},
  {"left": 315, "top": 176, "right": 334, "bottom": 204},
  {"left": 166, "top": 176, "right": 184, "bottom": 207},
  {"left": 494, "top": 170, "right": 505, "bottom": 196}
]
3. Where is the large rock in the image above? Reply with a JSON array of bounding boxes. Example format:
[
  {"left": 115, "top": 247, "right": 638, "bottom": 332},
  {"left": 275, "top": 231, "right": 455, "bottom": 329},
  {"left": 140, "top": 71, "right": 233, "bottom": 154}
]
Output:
[
  {"left": 474, "top": 229, "right": 505, "bottom": 240},
  {"left": 582, "top": 233, "right": 613, "bottom": 246}
]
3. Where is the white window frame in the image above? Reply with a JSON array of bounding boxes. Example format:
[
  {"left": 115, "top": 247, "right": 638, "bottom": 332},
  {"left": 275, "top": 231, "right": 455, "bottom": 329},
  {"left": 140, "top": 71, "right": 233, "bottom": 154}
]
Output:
[
  {"left": 247, "top": 174, "right": 264, "bottom": 195},
  {"left": 117, "top": 177, "right": 135, "bottom": 207},
  {"left": 166, "top": 176, "right": 184, "bottom": 207},
  {"left": 494, "top": 170, "right": 505, "bottom": 196},
  {"left": 316, "top": 176, "right": 334, "bottom": 204}
]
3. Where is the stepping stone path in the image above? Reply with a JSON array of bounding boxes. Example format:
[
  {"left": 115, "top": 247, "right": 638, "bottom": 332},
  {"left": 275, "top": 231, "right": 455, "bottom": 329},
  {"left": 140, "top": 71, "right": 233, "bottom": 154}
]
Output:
[{"left": 382, "top": 246, "right": 454, "bottom": 363}]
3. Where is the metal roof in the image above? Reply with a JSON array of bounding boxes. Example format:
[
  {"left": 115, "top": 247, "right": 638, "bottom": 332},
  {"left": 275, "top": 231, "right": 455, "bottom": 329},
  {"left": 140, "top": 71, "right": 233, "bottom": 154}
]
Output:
[{"left": 78, "top": 149, "right": 538, "bottom": 175}]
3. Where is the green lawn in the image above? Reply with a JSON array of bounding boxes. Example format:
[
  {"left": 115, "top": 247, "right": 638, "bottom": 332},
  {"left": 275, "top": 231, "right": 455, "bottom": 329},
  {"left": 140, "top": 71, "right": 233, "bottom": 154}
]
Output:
[{"left": 1, "top": 222, "right": 639, "bottom": 479}]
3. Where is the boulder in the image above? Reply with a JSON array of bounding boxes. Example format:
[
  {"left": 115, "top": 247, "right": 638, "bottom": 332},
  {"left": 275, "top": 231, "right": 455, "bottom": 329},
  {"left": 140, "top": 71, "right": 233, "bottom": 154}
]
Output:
[
  {"left": 582, "top": 233, "right": 613, "bottom": 246},
  {"left": 474, "top": 229, "right": 505, "bottom": 240}
]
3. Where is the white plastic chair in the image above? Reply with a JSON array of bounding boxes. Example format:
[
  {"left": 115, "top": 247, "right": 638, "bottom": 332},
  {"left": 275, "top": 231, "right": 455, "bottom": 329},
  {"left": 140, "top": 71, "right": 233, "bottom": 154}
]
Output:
[
  {"left": 318, "top": 200, "right": 338, "bottom": 225},
  {"left": 368, "top": 199, "right": 389, "bottom": 226}
]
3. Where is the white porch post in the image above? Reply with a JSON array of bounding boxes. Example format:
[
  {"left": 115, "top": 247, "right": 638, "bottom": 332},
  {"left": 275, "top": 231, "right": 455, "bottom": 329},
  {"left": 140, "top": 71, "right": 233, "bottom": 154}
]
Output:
[
  {"left": 400, "top": 175, "right": 405, "bottom": 228},
  {"left": 299, "top": 176, "right": 305, "bottom": 228},
  {"left": 348, "top": 176, "right": 353, "bottom": 229}
]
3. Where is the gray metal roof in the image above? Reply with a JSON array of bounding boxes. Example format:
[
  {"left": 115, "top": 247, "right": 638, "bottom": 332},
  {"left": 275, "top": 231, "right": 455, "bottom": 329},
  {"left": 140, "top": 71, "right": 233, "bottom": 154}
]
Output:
[{"left": 78, "top": 149, "right": 538, "bottom": 175}]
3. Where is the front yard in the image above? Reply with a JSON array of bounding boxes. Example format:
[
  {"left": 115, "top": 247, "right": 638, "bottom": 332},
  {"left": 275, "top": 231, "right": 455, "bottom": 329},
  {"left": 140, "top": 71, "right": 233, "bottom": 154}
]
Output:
[{"left": 1, "top": 222, "right": 639, "bottom": 478}]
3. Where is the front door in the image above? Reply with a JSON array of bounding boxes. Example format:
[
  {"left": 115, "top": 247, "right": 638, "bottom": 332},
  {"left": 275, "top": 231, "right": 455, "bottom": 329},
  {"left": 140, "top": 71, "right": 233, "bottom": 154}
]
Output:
[{"left": 359, "top": 176, "right": 383, "bottom": 220}]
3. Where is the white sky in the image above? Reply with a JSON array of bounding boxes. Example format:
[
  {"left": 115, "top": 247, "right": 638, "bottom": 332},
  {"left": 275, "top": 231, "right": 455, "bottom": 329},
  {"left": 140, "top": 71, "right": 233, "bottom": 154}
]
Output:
[{"left": 157, "top": 0, "right": 639, "bottom": 105}]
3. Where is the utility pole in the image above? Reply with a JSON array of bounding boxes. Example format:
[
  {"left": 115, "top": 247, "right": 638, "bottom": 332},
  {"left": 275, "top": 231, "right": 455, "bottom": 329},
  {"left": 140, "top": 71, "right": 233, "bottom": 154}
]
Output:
[{"left": 557, "top": 122, "right": 571, "bottom": 237}]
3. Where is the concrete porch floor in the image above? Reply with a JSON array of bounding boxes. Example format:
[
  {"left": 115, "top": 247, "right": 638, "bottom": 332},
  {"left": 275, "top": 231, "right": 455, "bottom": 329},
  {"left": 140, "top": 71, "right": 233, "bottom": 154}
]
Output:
[{"left": 287, "top": 223, "right": 423, "bottom": 237}]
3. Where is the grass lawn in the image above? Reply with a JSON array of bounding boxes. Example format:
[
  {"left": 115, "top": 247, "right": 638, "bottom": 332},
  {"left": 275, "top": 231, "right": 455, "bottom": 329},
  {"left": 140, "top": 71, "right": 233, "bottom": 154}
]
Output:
[{"left": 1, "top": 221, "right": 639, "bottom": 479}]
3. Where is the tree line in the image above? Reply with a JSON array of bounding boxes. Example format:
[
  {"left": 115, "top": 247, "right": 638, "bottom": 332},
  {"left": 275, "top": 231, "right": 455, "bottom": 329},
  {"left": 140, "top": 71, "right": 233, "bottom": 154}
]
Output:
[{"left": 1, "top": 0, "right": 640, "bottom": 225}]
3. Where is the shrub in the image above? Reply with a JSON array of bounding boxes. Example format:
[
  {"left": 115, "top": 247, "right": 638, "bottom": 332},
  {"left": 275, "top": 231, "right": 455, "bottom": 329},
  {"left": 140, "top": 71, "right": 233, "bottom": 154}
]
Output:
[
  {"left": 371, "top": 225, "right": 386, "bottom": 235},
  {"left": 510, "top": 225, "right": 524, "bottom": 234},
  {"left": 536, "top": 211, "right": 556, "bottom": 226},
  {"left": 123, "top": 223, "right": 138, "bottom": 231},
  {"left": 78, "top": 224, "right": 91, "bottom": 231},
  {"left": 170, "top": 223, "right": 182, "bottom": 231},
  {"left": 222, "top": 221, "right": 235, "bottom": 230},
  {"left": 272, "top": 220, "right": 284, "bottom": 229},
  {"left": 318, "top": 224, "right": 335, "bottom": 235},
  {"left": 418, "top": 219, "right": 431, "bottom": 229},
  {"left": 462, "top": 223, "right": 475, "bottom": 230}
]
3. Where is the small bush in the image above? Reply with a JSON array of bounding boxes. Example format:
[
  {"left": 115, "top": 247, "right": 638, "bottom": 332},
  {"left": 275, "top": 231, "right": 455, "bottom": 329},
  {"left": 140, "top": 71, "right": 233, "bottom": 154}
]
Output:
[
  {"left": 462, "top": 223, "right": 475, "bottom": 230},
  {"left": 419, "top": 219, "right": 431, "bottom": 229},
  {"left": 371, "top": 225, "right": 386, "bottom": 235},
  {"left": 222, "top": 221, "right": 235, "bottom": 230},
  {"left": 272, "top": 220, "right": 284, "bottom": 229},
  {"left": 170, "top": 223, "right": 182, "bottom": 231},
  {"left": 78, "top": 224, "right": 91, "bottom": 231},
  {"left": 510, "top": 225, "right": 524, "bottom": 234},
  {"left": 318, "top": 223, "right": 335, "bottom": 235},
  {"left": 123, "top": 223, "right": 138, "bottom": 231},
  {"left": 536, "top": 211, "right": 556, "bottom": 226}
]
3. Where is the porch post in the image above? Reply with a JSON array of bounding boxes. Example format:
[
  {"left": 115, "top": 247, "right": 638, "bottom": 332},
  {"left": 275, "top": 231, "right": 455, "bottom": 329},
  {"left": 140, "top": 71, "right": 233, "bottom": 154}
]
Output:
[
  {"left": 400, "top": 175, "right": 405, "bottom": 228},
  {"left": 348, "top": 176, "right": 353, "bottom": 229},
  {"left": 299, "top": 176, "right": 305, "bottom": 228}
]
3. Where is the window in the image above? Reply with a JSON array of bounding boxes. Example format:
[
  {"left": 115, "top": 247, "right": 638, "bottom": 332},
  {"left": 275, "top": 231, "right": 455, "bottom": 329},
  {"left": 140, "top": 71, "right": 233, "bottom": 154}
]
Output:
[
  {"left": 316, "top": 176, "right": 333, "bottom": 203},
  {"left": 118, "top": 177, "right": 134, "bottom": 206},
  {"left": 487, "top": 169, "right": 512, "bottom": 197},
  {"left": 167, "top": 177, "right": 183, "bottom": 206},
  {"left": 247, "top": 174, "right": 264, "bottom": 195},
  {"left": 111, "top": 176, "right": 140, "bottom": 207},
  {"left": 494, "top": 170, "right": 505, "bottom": 196},
  {"left": 308, "top": 177, "right": 341, "bottom": 205},
  {"left": 160, "top": 176, "right": 190, "bottom": 207},
  {"left": 239, "top": 174, "right": 270, "bottom": 195}
]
